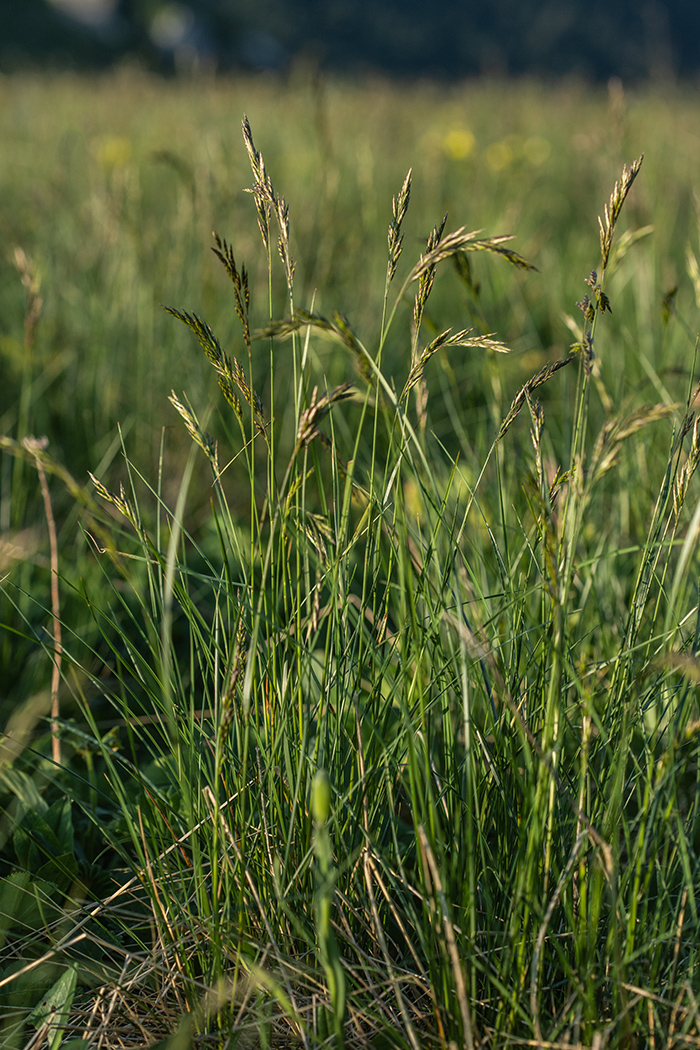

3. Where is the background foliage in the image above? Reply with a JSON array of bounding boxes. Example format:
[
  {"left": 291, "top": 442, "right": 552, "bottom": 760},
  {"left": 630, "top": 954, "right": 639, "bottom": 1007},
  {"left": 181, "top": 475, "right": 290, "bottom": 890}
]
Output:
[{"left": 3, "top": 0, "right": 699, "bottom": 80}]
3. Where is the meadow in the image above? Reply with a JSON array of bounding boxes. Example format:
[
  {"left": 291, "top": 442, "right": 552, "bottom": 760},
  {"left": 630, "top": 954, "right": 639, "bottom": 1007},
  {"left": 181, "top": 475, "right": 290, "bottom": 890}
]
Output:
[{"left": 1, "top": 69, "right": 700, "bottom": 1048}]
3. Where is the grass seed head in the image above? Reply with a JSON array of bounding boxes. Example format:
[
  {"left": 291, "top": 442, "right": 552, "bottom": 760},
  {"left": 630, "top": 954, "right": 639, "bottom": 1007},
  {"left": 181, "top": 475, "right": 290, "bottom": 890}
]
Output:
[
  {"left": 296, "top": 383, "right": 353, "bottom": 449},
  {"left": 169, "top": 391, "right": 219, "bottom": 469},
  {"left": 403, "top": 328, "right": 509, "bottom": 399},
  {"left": 212, "top": 232, "right": 251, "bottom": 345},
  {"left": 242, "top": 114, "right": 271, "bottom": 249},
  {"left": 387, "top": 168, "right": 412, "bottom": 283},
  {"left": 89, "top": 473, "right": 145, "bottom": 538},
  {"left": 413, "top": 213, "right": 448, "bottom": 338},
  {"left": 599, "top": 155, "right": 644, "bottom": 271},
  {"left": 242, "top": 116, "right": 294, "bottom": 285},
  {"left": 409, "top": 228, "right": 537, "bottom": 284},
  {"left": 498, "top": 354, "right": 577, "bottom": 439},
  {"left": 258, "top": 309, "right": 371, "bottom": 382},
  {"left": 219, "top": 615, "right": 248, "bottom": 738},
  {"left": 0, "top": 528, "right": 41, "bottom": 573},
  {"left": 165, "top": 307, "right": 265, "bottom": 434},
  {"left": 674, "top": 415, "right": 700, "bottom": 518}
]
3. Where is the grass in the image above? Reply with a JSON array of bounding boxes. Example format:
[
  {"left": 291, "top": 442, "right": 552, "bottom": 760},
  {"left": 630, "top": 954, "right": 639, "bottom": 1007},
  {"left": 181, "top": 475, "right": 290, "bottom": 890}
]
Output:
[{"left": 1, "top": 70, "right": 700, "bottom": 1048}]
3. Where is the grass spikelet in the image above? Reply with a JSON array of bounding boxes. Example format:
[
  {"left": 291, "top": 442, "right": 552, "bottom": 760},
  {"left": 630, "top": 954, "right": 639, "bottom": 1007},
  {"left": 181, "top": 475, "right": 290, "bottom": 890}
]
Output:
[
  {"left": 402, "top": 327, "right": 509, "bottom": 399},
  {"left": 589, "top": 402, "right": 678, "bottom": 483},
  {"left": 673, "top": 415, "right": 700, "bottom": 517},
  {"left": 498, "top": 353, "right": 578, "bottom": 438},
  {"left": 219, "top": 614, "right": 248, "bottom": 740},
  {"left": 168, "top": 390, "right": 219, "bottom": 470},
  {"left": 13, "top": 247, "right": 43, "bottom": 350},
  {"left": 686, "top": 244, "right": 700, "bottom": 309},
  {"left": 295, "top": 382, "right": 354, "bottom": 449},
  {"left": 242, "top": 115, "right": 294, "bottom": 287},
  {"left": 599, "top": 155, "right": 644, "bottom": 270},
  {"left": 242, "top": 114, "right": 272, "bottom": 250},
  {"left": 164, "top": 307, "right": 265, "bottom": 436},
  {"left": 410, "top": 215, "right": 449, "bottom": 428},
  {"left": 409, "top": 228, "right": 537, "bottom": 282},
  {"left": 275, "top": 195, "right": 294, "bottom": 289},
  {"left": 387, "top": 168, "right": 412, "bottom": 284},
  {"left": 212, "top": 232, "right": 251, "bottom": 346},
  {"left": 89, "top": 472, "right": 145, "bottom": 539},
  {"left": 413, "top": 214, "right": 448, "bottom": 343},
  {"left": 526, "top": 391, "right": 545, "bottom": 484},
  {"left": 258, "top": 308, "right": 371, "bottom": 381},
  {"left": 163, "top": 306, "right": 225, "bottom": 365}
]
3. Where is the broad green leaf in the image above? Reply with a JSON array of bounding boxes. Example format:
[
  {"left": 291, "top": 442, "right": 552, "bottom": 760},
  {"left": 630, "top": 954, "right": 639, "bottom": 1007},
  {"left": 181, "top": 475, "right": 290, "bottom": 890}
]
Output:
[
  {"left": 0, "top": 870, "right": 31, "bottom": 946},
  {"left": 28, "top": 964, "right": 78, "bottom": 1050}
]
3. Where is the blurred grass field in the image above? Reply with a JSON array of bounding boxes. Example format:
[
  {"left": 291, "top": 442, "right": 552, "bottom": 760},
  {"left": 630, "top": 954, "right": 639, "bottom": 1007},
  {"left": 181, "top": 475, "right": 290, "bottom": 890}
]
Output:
[
  {"left": 0, "top": 72, "right": 697, "bottom": 442},
  {"left": 2, "top": 70, "right": 700, "bottom": 1048}
]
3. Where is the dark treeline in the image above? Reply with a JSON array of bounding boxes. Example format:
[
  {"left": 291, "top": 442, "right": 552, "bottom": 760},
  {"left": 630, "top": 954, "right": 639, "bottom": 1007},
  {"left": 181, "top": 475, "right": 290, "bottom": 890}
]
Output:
[{"left": 2, "top": 0, "right": 698, "bottom": 81}]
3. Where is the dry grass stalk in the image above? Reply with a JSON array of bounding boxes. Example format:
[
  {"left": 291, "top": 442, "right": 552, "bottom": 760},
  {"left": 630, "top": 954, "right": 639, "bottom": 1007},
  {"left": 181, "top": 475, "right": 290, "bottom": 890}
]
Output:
[{"left": 417, "top": 825, "right": 476, "bottom": 1050}]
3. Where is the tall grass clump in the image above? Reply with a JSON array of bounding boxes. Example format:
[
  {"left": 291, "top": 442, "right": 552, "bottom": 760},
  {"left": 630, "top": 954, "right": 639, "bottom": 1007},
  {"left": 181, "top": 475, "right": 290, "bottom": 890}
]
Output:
[{"left": 2, "top": 117, "right": 700, "bottom": 1049}]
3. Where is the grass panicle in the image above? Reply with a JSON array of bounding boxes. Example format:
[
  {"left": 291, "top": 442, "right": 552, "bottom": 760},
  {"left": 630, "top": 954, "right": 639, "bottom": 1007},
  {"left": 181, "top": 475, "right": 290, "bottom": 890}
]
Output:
[
  {"left": 387, "top": 167, "right": 412, "bottom": 285},
  {"left": 599, "top": 155, "right": 644, "bottom": 271}
]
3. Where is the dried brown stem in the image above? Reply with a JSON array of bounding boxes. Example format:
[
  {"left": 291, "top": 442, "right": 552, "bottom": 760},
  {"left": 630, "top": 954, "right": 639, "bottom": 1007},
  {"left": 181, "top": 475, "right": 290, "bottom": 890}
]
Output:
[{"left": 27, "top": 438, "right": 62, "bottom": 764}]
